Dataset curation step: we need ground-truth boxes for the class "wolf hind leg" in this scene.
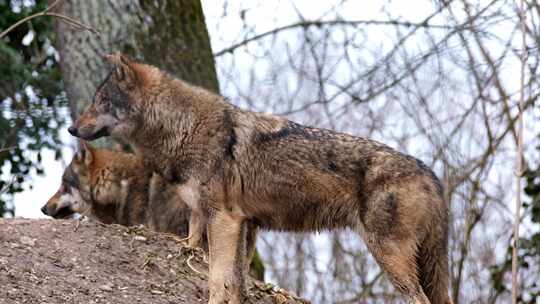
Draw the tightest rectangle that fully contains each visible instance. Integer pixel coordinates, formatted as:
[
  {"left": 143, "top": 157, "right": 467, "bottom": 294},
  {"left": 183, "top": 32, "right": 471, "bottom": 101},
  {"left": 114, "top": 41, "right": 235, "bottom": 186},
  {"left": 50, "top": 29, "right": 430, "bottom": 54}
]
[
  {"left": 363, "top": 234, "right": 430, "bottom": 304},
  {"left": 245, "top": 221, "right": 262, "bottom": 282}
]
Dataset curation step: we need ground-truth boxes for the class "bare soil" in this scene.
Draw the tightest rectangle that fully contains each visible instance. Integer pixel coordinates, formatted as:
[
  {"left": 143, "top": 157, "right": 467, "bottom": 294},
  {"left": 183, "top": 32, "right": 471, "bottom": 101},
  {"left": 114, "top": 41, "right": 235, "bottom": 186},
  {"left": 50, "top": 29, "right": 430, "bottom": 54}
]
[{"left": 0, "top": 218, "right": 307, "bottom": 304}]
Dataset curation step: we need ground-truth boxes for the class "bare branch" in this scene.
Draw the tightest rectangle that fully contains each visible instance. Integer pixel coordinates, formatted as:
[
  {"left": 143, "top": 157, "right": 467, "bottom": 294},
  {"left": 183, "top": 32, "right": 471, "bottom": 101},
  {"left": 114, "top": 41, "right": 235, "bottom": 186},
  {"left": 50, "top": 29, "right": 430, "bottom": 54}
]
[
  {"left": 0, "top": 0, "right": 99, "bottom": 39},
  {"left": 214, "top": 19, "right": 462, "bottom": 57},
  {"left": 511, "top": 0, "right": 527, "bottom": 302}
]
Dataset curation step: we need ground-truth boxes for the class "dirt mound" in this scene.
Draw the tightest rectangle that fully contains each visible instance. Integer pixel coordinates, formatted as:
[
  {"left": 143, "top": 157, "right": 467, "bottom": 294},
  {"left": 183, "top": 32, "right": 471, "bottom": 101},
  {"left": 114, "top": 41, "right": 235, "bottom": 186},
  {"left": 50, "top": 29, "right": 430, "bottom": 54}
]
[{"left": 0, "top": 218, "right": 308, "bottom": 304}]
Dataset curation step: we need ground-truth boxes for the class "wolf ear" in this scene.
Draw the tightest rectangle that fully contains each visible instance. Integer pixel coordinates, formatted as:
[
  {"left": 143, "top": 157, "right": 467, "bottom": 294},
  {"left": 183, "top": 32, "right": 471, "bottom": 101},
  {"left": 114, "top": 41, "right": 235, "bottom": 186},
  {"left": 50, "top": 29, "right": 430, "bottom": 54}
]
[
  {"left": 105, "top": 53, "right": 137, "bottom": 86},
  {"left": 76, "top": 140, "right": 94, "bottom": 165}
]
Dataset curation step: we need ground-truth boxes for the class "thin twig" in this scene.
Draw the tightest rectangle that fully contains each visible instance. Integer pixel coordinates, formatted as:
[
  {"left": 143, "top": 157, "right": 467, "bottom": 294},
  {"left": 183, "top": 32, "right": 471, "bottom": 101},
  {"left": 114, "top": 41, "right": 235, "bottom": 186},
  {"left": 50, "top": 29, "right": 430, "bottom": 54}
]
[
  {"left": 73, "top": 217, "right": 82, "bottom": 232},
  {"left": 511, "top": 0, "right": 527, "bottom": 302},
  {"left": 0, "top": 0, "right": 99, "bottom": 39},
  {"left": 176, "top": 233, "right": 192, "bottom": 244},
  {"left": 47, "top": 0, "right": 63, "bottom": 11},
  {"left": 45, "top": 12, "right": 100, "bottom": 36},
  {"left": 0, "top": 0, "right": 61, "bottom": 38},
  {"left": 214, "top": 19, "right": 462, "bottom": 57},
  {"left": 185, "top": 252, "right": 203, "bottom": 275},
  {"left": 0, "top": 175, "right": 17, "bottom": 194},
  {"left": 0, "top": 146, "right": 15, "bottom": 153}
]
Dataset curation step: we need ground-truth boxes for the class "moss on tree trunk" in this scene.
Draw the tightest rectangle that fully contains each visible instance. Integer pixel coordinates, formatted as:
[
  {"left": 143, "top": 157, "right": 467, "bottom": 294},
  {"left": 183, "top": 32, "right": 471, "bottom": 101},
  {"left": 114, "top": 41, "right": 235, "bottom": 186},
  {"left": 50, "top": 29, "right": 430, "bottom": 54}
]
[{"left": 136, "top": 0, "right": 219, "bottom": 93}]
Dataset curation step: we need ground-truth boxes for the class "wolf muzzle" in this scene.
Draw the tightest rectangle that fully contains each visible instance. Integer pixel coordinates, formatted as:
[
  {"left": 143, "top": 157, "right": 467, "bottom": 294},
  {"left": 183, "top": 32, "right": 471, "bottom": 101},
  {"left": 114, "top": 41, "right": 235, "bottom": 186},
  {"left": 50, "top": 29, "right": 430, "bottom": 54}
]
[
  {"left": 67, "top": 126, "right": 79, "bottom": 136},
  {"left": 41, "top": 205, "right": 50, "bottom": 215},
  {"left": 68, "top": 125, "right": 110, "bottom": 141},
  {"left": 41, "top": 203, "right": 76, "bottom": 219}
]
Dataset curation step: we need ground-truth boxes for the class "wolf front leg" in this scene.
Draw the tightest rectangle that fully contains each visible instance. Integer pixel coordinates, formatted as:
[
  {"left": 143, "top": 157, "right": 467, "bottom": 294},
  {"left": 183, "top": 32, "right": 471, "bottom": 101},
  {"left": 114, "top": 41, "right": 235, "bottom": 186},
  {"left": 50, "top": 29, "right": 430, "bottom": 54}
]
[
  {"left": 207, "top": 210, "right": 248, "bottom": 304},
  {"left": 187, "top": 207, "right": 206, "bottom": 248}
]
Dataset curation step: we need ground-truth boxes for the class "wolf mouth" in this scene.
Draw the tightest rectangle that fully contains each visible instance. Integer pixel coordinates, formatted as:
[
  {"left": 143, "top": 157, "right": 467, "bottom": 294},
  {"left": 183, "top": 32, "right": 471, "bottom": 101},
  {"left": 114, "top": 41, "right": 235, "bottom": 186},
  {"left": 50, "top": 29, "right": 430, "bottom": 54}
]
[
  {"left": 83, "top": 127, "right": 111, "bottom": 141},
  {"left": 53, "top": 205, "right": 75, "bottom": 219}
]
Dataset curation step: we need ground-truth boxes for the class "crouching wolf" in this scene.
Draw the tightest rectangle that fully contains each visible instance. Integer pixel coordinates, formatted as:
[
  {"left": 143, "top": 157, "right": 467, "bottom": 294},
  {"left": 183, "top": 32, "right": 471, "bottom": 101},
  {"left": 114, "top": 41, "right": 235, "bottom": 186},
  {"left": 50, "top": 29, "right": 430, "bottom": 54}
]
[
  {"left": 69, "top": 53, "right": 452, "bottom": 304},
  {"left": 42, "top": 142, "right": 264, "bottom": 279},
  {"left": 41, "top": 142, "right": 192, "bottom": 237}
]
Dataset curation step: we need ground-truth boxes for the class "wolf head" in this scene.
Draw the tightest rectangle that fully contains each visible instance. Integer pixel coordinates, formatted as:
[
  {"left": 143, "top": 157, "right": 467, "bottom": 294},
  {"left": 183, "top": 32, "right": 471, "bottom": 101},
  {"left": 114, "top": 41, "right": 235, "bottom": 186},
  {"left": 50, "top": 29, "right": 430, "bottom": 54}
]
[
  {"left": 42, "top": 141, "right": 132, "bottom": 220},
  {"left": 68, "top": 53, "right": 150, "bottom": 141},
  {"left": 41, "top": 182, "right": 87, "bottom": 219},
  {"left": 41, "top": 142, "right": 96, "bottom": 218}
]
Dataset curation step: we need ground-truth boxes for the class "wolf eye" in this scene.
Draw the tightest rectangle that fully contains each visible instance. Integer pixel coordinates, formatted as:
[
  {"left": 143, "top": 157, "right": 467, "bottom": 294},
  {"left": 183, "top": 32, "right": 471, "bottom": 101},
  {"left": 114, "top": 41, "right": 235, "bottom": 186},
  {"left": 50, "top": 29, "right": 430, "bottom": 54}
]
[
  {"left": 60, "top": 183, "right": 72, "bottom": 194},
  {"left": 99, "top": 97, "right": 111, "bottom": 111}
]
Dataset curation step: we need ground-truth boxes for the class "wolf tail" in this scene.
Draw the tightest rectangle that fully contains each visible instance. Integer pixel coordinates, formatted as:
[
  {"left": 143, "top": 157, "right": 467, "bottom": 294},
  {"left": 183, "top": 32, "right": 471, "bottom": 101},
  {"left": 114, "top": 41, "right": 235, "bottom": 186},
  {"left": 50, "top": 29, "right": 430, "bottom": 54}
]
[{"left": 417, "top": 213, "right": 453, "bottom": 304}]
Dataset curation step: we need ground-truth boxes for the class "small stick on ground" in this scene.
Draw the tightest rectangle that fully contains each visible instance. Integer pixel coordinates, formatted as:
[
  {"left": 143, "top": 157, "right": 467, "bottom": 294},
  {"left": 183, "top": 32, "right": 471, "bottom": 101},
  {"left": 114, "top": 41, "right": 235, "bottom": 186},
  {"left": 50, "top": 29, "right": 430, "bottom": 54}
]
[
  {"left": 73, "top": 217, "right": 82, "bottom": 232},
  {"left": 185, "top": 252, "right": 203, "bottom": 276},
  {"left": 176, "top": 234, "right": 192, "bottom": 245}
]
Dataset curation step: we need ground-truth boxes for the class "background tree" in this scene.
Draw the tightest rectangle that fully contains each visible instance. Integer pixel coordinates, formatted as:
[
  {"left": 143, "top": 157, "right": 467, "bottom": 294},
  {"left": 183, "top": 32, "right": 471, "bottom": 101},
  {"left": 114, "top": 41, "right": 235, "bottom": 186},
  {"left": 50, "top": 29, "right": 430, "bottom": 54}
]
[{"left": 0, "top": 0, "right": 66, "bottom": 217}]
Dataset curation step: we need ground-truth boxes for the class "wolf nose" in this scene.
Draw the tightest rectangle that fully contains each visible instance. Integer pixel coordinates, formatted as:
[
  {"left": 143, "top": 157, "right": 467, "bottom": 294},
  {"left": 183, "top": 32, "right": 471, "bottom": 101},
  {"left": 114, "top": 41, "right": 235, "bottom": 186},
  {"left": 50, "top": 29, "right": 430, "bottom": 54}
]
[
  {"left": 68, "top": 126, "right": 78, "bottom": 136},
  {"left": 41, "top": 205, "right": 49, "bottom": 215}
]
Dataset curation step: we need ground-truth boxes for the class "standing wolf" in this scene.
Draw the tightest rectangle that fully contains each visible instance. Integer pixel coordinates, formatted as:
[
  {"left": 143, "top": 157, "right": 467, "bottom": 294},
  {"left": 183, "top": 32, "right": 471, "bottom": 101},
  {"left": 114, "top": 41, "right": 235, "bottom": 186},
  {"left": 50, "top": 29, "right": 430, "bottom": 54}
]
[{"left": 69, "top": 53, "right": 451, "bottom": 304}]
